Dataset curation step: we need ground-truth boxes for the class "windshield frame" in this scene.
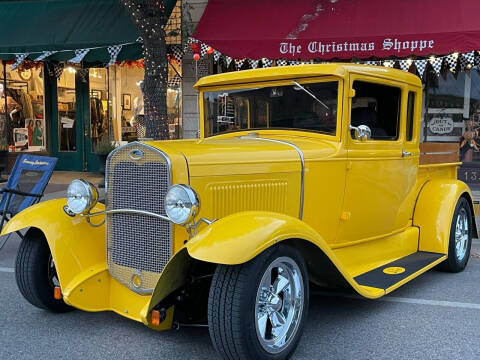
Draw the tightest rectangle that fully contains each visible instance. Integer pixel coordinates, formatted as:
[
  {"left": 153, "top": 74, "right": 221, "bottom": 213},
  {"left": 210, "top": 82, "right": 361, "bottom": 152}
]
[{"left": 199, "top": 76, "right": 343, "bottom": 141}]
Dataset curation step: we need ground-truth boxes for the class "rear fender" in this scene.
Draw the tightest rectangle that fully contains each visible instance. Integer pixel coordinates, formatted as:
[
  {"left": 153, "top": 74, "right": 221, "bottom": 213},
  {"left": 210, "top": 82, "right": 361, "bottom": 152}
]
[{"left": 413, "top": 179, "right": 478, "bottom": 254}]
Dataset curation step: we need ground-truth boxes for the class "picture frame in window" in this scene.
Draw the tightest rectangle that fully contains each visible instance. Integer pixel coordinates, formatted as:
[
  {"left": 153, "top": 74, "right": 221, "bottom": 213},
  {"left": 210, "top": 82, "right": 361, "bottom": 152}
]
[{"left": 123, "top": 94, "right": 132, "bottom": 110}]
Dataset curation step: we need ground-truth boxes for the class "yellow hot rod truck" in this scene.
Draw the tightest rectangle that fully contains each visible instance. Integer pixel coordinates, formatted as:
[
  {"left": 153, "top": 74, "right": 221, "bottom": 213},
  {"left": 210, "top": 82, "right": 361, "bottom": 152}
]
[{"left": 3, "top": 64, "right": 477, "bottom": 360}]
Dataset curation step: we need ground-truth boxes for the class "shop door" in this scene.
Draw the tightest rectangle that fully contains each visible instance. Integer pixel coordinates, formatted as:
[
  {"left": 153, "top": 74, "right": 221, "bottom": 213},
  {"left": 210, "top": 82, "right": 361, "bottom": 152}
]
[
  {"left": 50, "top": 68, "right": 109, "bottom": 172},
  {"left": 50, "top": 68, "right": 85, "bottom": 171},
  {"left": 85, "top": 68, "right": 110, "bottom": 172}
]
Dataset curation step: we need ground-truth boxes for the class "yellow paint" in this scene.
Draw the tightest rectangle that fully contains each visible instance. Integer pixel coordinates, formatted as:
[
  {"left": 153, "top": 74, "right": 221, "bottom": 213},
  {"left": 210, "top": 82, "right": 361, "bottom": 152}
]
[
  {"left": 383, "top": 267, "right": 406, "bottom": 275},
  {"left": 1, "top": 64, "right": 476, "bottom": 330}
]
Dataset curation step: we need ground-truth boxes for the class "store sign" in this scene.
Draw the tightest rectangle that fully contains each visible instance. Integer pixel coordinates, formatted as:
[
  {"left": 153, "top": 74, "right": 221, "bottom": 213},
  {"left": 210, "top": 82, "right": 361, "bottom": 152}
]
[
  {"left": 428, "top": 117, "right": 454, "bottom": 134},
  {"left": 278, "top": 37, "right": 435, "bottom": 58}
]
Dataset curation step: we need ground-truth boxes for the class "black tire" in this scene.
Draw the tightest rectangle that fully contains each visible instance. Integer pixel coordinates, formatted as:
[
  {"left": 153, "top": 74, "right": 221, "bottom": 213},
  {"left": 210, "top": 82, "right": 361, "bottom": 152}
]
[
  {"left": 438, "top": 197, "right": 473, "bottom": 273},
  {"left": 208, "top": 244, "right": 309, "bottom": 360},
  {"left": 15, "top": 229, "right": 73, "bottom": 312}
]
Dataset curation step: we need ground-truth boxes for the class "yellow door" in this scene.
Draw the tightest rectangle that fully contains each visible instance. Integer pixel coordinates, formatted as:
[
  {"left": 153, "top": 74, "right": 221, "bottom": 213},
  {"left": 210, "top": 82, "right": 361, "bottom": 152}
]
[{"left": 337, "top": 76, "right": 418, "bottom": 244}]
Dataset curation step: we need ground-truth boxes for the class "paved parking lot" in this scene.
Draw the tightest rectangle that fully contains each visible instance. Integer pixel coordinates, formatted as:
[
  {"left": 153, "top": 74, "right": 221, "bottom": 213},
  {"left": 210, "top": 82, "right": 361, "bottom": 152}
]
[
  {"left": 0, "top": 184, "right": 479, "bottom": 359},
  {"left": 1, "top": 230, "right": 479, "bottom": 360}
]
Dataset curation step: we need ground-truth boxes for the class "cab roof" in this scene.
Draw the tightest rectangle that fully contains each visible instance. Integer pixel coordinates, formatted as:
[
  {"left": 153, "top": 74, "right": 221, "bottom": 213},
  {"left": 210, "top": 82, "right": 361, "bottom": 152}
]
[{"left": 193, "top": 63, "right": 422, "bottom": 90}]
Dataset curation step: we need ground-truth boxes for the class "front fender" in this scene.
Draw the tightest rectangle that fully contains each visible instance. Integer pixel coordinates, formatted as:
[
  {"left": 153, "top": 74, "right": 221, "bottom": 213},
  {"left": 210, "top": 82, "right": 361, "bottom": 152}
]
[
  {"left": 186, "top": 211, "right": 330, "bottom": 265},
  {"left": 414, "top": 179, "right": 478, "bottom": 254},
  {"left": 183, "top": 211, "right": 384, "bottom": 299},
  {"left": 1, "top": 198, "right": 106, "bottom": 289}
]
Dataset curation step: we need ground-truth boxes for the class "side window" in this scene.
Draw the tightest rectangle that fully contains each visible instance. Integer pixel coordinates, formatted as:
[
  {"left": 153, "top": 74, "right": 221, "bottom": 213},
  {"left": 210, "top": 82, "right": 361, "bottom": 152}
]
[
  {"left": 406, "top": 91, "right": 415, "bottom": 141},
  {"left": 351, "top": 81, "right": 401, "bottom": 140}
]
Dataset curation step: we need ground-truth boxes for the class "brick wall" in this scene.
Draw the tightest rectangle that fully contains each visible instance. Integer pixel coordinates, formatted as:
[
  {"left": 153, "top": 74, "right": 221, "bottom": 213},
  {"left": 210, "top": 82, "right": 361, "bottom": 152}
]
[{"left": 182, "top": 0, "right": 209, "bottom": 139}]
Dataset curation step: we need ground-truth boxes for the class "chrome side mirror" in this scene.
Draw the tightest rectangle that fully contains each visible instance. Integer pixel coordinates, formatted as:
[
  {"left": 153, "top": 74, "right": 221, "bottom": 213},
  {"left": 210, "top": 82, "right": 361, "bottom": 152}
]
[{"left": 350, "top": 124, "right": 371, "bottom": 141}]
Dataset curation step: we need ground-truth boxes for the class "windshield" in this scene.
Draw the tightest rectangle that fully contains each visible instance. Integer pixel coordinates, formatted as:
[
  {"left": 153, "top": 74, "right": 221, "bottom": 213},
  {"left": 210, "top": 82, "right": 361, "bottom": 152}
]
[{"left": 203, "top": 81, "right": 339, "bottom": 137}]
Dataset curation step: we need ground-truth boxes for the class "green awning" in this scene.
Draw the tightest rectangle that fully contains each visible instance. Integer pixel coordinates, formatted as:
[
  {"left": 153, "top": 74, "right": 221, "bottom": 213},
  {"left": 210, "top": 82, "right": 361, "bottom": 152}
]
[{"left": 0, "top": 0, "right": 176, "bottom": 62}]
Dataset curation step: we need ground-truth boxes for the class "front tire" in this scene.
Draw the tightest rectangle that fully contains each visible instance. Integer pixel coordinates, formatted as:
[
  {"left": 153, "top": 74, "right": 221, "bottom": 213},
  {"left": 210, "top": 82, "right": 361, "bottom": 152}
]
[
  {"left": 15, "top": 229, "right": 73, "bottom": 312},
  {"left": 208, "top": 244, "right": 309, "bottom": 360},
  {"left": 438, "top": 197, "right": 473, "bottom": 273}
]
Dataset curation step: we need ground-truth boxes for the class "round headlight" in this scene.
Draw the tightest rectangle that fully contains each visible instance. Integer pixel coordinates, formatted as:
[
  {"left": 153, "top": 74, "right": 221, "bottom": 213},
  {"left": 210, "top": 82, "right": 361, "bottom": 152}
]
[
  {"left": 164, "top": 184, "right": 200, "bottom": 225},
  {"left": 66, "top": 179, "right": 99, "bottom": 215}
]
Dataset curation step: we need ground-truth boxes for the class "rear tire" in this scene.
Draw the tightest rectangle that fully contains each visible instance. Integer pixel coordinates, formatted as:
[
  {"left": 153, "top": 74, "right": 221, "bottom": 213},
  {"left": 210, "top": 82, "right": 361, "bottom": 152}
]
[
  {"left": 438, "top": 197, "right": 473, "bottom": 273},
  {"left": 207, "top": 244, "right": 309, "bottom": 360},
  {"left": 15, "top": 229, "right": 73, "bottom": 312}
]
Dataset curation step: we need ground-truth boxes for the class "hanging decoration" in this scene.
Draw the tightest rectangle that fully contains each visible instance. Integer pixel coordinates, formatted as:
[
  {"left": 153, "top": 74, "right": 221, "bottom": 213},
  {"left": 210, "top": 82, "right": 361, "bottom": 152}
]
[
  {"left": 235, "top": 59, "right": 245, "bottom": 70},
  {"left": 35, "top": 50, "right": 58, "bottom": 62},
  {"left": 248, "top": 59, "right": 259, "bottom": 69},
  {"left": 107, "top": 45, "right": 123, "bottom": 67},
  {"left": 460, "top": 51, "right": 475, "bottom": 70},
  {"left": 276, "top": 59, "right": 288, "bottom": 66},
  {"left": 11, "top": 53, "right": 29, "bottom": 70},
  {"left": 213, "top": 50, "right": 222, "bottom": 63},
  {"left": 429, "top": 56, "right": 443, "bottom": 76},
  {"left": 70, "top": 48, "right": 90, "bottom": 64},
  {"left": 168, "top": 74, "right": 182, "bottom": 87},
  {"left": 261, "top": 58, "right": 273, "bottom": 67},
  {"left": 414, "top": 59, "right": 428, "bottom": 78},
  {"left": 48, "top": 63, "right": 64, "bottom": 79},
  {"left": 383, "top": 60, "right": 395, "bottom": 68},
  {"left": 444, "top": 53, "right": 458, "bottom": 71},
  {"left": 225, "top": 56, "right": 233, "bottom": 67},
  {"left": 398, "top": 59, "right": 412, "bottom": 72},
  {"left": 171, "top": 45, "right": 183, "bottom": 63},
  {"left": 78, "top": 68, "right": 89, "bottom": 83}
]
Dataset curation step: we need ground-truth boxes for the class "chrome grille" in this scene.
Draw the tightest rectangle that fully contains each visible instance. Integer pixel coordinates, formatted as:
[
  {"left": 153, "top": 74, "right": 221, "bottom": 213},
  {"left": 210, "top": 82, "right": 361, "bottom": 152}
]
[{"left": 106, "top": 142, "right": 171, "bottom": 294}]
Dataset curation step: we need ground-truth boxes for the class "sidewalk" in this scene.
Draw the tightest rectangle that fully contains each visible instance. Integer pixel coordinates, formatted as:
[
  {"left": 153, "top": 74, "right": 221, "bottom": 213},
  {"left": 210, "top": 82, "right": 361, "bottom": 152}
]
[{"left": 41, "top": 171, "right": 105, "bottom": 201}]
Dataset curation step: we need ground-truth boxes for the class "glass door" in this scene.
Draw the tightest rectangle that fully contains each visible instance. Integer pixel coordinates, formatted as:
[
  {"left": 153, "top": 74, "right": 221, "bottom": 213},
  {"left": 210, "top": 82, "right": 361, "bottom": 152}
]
[
  {"left": 84, "top": 68, "right": 110, "bottom": 171},
  {"left": 50, "top": 66, "right": 85, "bottom": 171}
]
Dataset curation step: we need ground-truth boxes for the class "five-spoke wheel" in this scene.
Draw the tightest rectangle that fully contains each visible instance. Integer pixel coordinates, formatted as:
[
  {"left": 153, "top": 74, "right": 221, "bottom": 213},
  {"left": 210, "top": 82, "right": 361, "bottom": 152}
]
[
  {"left": 439, "top": 197, "right": 473, "bottom": 272},
  {"left": 208, "top": 244, "right": 309, "bottom": 360}
]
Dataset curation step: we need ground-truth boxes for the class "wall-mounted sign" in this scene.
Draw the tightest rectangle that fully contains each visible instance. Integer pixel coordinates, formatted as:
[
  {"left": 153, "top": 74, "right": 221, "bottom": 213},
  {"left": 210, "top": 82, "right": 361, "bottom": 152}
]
[{"left": 428, "top": 117, "right": 454, "bottom": 134}]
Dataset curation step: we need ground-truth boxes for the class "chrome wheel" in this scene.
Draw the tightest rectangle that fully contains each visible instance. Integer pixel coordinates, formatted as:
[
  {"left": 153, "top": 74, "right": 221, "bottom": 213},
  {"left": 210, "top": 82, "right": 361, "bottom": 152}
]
[
  {"left": 455, "top": 208, "right": 469, "bottom": 262},
  {"left": 255, "top": 256, "right": 304, "bottom": 354}
]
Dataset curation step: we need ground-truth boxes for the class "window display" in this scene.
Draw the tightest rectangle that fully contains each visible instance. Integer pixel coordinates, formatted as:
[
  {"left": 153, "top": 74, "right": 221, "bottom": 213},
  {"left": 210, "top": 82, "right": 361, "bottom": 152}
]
[
  {"left": 0, "top": 62, "right": 45, "bottom": 152},
  {"left": 425, "top": 69, "right": 480, "bottom": 163}
]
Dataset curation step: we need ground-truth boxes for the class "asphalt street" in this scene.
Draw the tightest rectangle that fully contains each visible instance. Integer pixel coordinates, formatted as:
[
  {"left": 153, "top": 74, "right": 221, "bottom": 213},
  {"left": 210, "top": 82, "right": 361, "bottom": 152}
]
[{"left": 0, "top": 197, "right": 479, "bottom": 359}]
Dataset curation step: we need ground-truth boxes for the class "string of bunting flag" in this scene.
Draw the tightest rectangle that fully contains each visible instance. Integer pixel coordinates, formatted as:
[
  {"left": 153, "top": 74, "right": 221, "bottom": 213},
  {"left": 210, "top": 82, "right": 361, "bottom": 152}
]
[
  {"left": 185, "top": 38, "right": 480, "bottom": 81},
  {"left": 6, "top": 36, "right": 480, "bottom": 83}
]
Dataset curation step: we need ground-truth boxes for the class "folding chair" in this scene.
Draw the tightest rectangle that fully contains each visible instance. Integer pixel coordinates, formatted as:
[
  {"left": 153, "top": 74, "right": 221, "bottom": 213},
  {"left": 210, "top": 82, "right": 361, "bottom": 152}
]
[{"left": 0, "top": 154, "right": 57, "bottom": 250}]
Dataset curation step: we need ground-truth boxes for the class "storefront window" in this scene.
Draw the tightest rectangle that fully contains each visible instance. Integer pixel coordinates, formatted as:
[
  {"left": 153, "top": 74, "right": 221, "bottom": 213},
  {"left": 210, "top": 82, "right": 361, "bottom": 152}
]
[
  {"left": 57, "top": 67, "right": 76, "bottom": 151},
  {"left": 0, "top": 62, "right": 45, "bottom": 151},
  {"left": 425, "top": 69, "right": 480, "bottom": 163},
  {"left": 110, "top": 61, "right": 182, "bottom": 142}
]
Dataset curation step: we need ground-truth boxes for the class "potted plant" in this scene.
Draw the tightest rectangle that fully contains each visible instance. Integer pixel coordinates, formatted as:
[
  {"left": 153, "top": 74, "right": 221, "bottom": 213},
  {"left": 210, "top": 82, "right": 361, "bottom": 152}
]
[
  {"left": 95, "top": 137, "right": 116, "bottom": 175},
  {"left": 0, "top": 138, "right": 9, "bottom": 177}
]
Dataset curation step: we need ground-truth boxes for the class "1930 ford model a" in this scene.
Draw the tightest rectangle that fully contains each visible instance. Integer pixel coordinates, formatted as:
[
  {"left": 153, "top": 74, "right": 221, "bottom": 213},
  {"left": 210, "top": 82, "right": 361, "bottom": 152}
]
[{"left": 3, "top": 64, "right": 477, "bottom": 360}]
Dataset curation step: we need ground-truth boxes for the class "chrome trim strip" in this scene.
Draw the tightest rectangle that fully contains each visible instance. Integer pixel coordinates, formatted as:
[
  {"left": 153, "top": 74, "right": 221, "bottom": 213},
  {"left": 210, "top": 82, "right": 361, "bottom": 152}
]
[
  {"left": 106, "top": 208, "right": 170, "bottom": 222},
  {"left": 239, "top": 136, "right": 305, "bottom": 219}
]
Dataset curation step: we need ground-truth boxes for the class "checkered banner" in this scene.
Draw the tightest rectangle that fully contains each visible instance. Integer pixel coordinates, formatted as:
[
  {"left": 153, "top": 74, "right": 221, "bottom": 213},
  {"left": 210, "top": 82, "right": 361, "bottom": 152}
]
[
  {"left": 261, "top": 58, "right": 273, "bottom": 67},
  {"left": 429, "top": 56, "right": 443, "bottom": 76},
  {"left": 69, "top": 49, "right": 90, "bottom": 64},
  {"left": 11, "top": 53, "right": 29, "bottom": 70},
  {"left": 248, "top": 59, "right": 259, "bottom": 69},
  {"left": 415, "top": 59, "right": 427, "bottom": 78},
  {"left": 107, "top": 45, "right": 123, "bottom": 67},
  {"left": 35, "top": 51, "right": 58, "bottom": 61}
]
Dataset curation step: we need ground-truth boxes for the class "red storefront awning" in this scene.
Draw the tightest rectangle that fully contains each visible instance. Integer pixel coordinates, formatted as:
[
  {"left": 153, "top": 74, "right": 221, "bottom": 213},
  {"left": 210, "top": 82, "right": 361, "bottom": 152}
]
[{"left": 193, "top": 0, "right": 480, "bottom": 60}]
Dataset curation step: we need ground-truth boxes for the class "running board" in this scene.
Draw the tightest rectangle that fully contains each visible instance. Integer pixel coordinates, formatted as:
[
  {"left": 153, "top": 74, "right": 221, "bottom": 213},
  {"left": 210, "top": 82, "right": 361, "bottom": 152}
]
[{"left": 354, "top": 251, "right": 446, "bottom": 292}]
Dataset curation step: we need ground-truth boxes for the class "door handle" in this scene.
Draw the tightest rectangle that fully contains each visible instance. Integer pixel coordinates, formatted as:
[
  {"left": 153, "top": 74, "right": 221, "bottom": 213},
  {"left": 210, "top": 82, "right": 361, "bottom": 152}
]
[{"left": 402, "top": 149, "right": 412, "bottom": 157}]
